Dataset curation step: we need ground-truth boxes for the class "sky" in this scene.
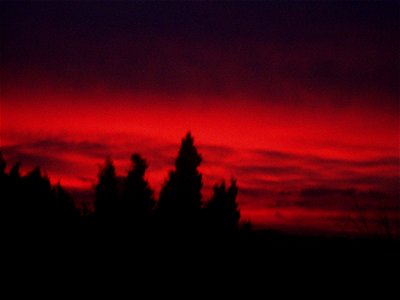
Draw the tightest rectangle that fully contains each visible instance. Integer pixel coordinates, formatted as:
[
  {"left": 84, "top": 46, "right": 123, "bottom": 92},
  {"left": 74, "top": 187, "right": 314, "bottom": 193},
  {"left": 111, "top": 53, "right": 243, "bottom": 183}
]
[{"left": 1, "top": 1, "right": 399, "bottom": 234}]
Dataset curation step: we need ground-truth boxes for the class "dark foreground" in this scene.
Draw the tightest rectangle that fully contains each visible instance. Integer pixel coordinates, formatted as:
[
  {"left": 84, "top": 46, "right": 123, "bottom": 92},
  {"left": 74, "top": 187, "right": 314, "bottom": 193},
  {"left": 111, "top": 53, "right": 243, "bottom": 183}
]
[
  {"left": 8, "top": 227, "right": 400, "bottom": 262},
  {"left": 5, "top": 229, "right": 399, "bottom": 297}
]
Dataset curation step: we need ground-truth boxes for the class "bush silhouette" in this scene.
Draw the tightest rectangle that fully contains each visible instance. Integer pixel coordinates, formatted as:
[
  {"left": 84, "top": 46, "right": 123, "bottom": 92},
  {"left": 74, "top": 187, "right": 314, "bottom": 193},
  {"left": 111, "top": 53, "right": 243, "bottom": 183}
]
[
  {"left": 0, "top": 155, "right": 80, "bottom": 235},
  {"left": 206, "top": 179, "right": 240, "bottom": 233}
]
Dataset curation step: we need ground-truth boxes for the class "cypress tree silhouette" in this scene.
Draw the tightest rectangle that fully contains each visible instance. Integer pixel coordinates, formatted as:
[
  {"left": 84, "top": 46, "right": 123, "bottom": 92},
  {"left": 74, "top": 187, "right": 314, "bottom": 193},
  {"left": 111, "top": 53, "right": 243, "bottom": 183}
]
[
  {"left": 94, "top": 157, "right": 119, "bottom": 227},
  {"left": 158, "top": 132, "right": 203, "bottom": 228},
  {"left": 206, "top": 179, "right": 240, "bottom": 233},
  {"left": 122, "top": 153, "right": 155, "bottom": 228}
]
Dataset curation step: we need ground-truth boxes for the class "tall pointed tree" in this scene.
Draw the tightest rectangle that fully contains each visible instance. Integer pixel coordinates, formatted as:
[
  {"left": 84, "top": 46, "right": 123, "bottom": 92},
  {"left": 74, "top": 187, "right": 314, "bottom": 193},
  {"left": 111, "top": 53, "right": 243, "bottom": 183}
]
[
  {"left": 122, "top": 153, "right": 155, "bottom": 227},
  {"left": 158, "top": 132, "right": 203, "bottom": 222}
]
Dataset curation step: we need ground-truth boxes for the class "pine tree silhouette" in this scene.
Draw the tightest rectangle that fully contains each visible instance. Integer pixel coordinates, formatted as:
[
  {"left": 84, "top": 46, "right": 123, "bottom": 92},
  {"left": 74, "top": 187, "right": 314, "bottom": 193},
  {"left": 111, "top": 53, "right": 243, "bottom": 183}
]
[
  {"left": 0, "top": 135, "right": 246, "bottom": 241},
  {"left": 94, "top": 157, "right": 119, "bottom": 226},
  {"left": 122, "top": 153, "right": 155, "bottom": 229},
  {"left": 158, "top": 132, "right": 203, "bottom": 228}
]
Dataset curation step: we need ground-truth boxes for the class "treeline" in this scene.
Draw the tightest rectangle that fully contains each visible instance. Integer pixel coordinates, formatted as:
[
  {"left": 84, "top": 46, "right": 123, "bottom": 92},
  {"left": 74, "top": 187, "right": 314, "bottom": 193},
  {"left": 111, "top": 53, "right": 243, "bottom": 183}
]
[
  {"left": 1, "top": 161, "right": 80, "bottom": 234},
  {"left": 1, "top": 133, "right": 241, "bottom": 237}
]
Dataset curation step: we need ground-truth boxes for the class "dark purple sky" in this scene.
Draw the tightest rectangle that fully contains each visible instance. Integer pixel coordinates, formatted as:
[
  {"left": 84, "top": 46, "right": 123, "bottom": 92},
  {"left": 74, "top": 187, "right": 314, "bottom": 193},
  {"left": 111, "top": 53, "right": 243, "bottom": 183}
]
[{"left": 1, "top": 1, "right": 398, "bottom": 107}]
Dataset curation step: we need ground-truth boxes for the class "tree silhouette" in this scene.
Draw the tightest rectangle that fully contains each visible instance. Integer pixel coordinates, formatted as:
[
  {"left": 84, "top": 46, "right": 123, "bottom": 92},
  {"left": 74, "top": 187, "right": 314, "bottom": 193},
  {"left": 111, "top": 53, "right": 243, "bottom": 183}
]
[
  {"left": 206, "top": 179, "right": 240, "bottom": 233},
  {"left": 0, "top": 153, "right": 9, "bottom": 193},
  {"left": 94, "top": 157, "right": 119, "bottom": 226},
  {"left": 54, "top": 183, "right": 80, "bottom": 229},
  {"left": 0, "top": 134, "right": 247, "bottom": 240},
  {"left": 18, "top": 167, "right": 54, "bottom": 230},
  {"left": 0, "top": 154, "right": 80, "bottom": 235},
  {"left": 9, "top": 161, "right": 21, "bottom": 180},
  {"left": 122, "top": 153, "right": 155, "bottom": 229},
  {"left": 0, "top": 153, "right": 12, "bottom": 229},
  {"left": 158, "top": 132, "right": 203, "bottom": 227},
  {"left": 7, "top": 162, "right": 22, "bottom": 226},
  {"left": 0, "top": 153, "right": 9, "bottom": 199},
  {"left": 0, "top": 153, "right": 6, "bottom": 176}
]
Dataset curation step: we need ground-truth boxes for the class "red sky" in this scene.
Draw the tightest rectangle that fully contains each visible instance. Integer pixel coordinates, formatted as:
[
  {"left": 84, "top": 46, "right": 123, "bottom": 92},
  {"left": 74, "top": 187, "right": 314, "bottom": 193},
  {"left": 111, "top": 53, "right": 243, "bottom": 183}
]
[
  {"left": 2, "top": 88, "right": 398, "bottom": 232},
  {"left": 1, "top": 2, "right": 399, "bottom": 234}
]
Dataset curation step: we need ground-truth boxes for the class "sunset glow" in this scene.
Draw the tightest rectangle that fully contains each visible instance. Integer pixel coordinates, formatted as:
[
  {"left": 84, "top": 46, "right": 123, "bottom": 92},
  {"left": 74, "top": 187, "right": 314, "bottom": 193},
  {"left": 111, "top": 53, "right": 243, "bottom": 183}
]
[{"left": 1, "top": 1, "right": 398, "bottom": 233}]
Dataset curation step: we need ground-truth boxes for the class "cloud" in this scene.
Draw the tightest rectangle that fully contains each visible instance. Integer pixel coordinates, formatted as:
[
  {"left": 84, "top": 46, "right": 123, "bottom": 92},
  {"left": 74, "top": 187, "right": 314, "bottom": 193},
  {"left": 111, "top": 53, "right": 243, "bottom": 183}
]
[
  {"left": 234, "top": 165, "right": 315, "bottom": 177},
  {"left": 198, "top": 144, "right": 236, "bottom": 161},
  {"left": 300, "top": 188, "right": 357, "bottom": 198},
  {"left": 2, "top": 151, "right": 72, "bottom": 173},
  {"left": 2, "top": 139, "right": 111, "bottom": 160}
]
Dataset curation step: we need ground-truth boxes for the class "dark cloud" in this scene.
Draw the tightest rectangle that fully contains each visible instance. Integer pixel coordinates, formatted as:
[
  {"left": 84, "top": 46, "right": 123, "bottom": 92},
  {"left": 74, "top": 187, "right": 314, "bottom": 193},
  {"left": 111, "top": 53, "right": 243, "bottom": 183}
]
[
  {"left": 198, "top": 144, "right": 236, "bottom": 160},
  {"left": 1, "top": 139, "right": 111, "bottom": 161},
  {"left": 77, "top": 176, "right": 95, "bottom": 184},
  {"left": 255, "top": 148, "right": 399, "bottom": 170},
  {"left": 2, "top": 151, "right": 74, "bottom": 175},
  {"left": 233, "top": 148, "right": 400, "bottom": 197},
  {"left": 234, "top": 165, "right": 316, "bottom": 177},
  {"left": 253, "top": 149, "right": 299, "bottom": 161},
  {"left": 239, "top": 183, "right": 400, "bottom": 214},
  {"left": 337, "top": 175, "right": 399, "bottom": 193},
  {"left": 300, "top": 188, "right": 357, "bottom": 198},
  {"left": 303, "top": 156, "right": 400, "bottom": 169},
  {"left": 297, "top": 187, "right": 400, "bottom": 211},
  {"left": 240, "top": 187, "right": 274, "bottom": 201}
]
